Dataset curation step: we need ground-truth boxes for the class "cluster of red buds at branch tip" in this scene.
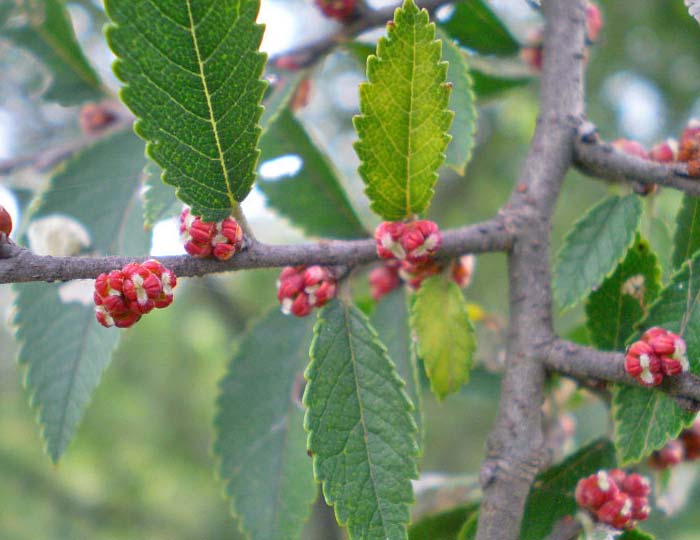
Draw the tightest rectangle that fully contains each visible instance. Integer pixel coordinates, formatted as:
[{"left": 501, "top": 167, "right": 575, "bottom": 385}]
[
  {"left": 94, "top": 260, "right": 177, "bottom": 328},
  {"left": 179, "top": 208, "right": 244, "bottom": 260},
  {"left": 277, "top": 265, "right": 337, "bottom": 317},
  {"left": 625, "top": 327, "right": 689, "bottom": 386},
  {"left": 575, "top": 469, "right": 651, "bottom": 530},
  {"left": 521, "top": 2, "right": 601, "bottom": 71},
  {"left": 649, "top": 419, "right": 700, "bottom": 469},
  {"left": 313, "top": 0, "right": 356, "bottom": 21},
  {"left": 0, "top": 205, "right": 12, "bottom": 239}
]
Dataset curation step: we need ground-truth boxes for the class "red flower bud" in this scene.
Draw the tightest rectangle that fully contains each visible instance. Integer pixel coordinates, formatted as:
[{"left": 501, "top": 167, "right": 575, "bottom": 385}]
[
  {"left": 613, "top": 139, "right": 649, "bottom": 160},
  {"left": 314, "top": 0, "right": 357, "bottom": 20},
  {"left": 400, "top": 220, "right": 442, "bottom": 264},
  {"left": 375, "top": 221, "right": 406, "bottom": 260},
  {"left": 0, "top": 205, "right": 12, "bottom": 237},
  {"left": 451, "top": 255, "right": 475, "bottom": 288},
  {"left": 277, "top": 265, "right": 336, "bottom": 317},
  {"left": 586, "top": 2, "right": 603, "bottom": 42},
  {"left": 678, "top": 119, "right": 700, "bottom": 162},
  {"left": 575, "top": 471, "right": 620, "bottom": 511},
  {"left": 649, "top": 439, "right": 685, "bottom": 469},
  {"left": 625, "top": 340, "right": 663, "bottom": 386},
  {"left": 622, "top": 473, "right": 650, "bottom": 498},
  {"left": 649, "top": 139, "right": 678, "bottom": 162},
  {"left": 369, "top": 263, "right": 401, "bottom": 301},
  {"left": 597, "top": 493, "right": 633, "bottom": 529},
  {"left": 681, "top": 420, "right": 700, "bottom": 461}
]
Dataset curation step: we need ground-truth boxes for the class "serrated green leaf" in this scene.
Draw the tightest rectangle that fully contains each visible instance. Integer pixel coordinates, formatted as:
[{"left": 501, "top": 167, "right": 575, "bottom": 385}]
[
  {"left": 411, "top": 275, "right": 476, "bottom": 400},
  {"left": 586, "top": 235, "right": 661, "bottom": 351},
  {"left": 258, "top": 108, "right": 366, "bottom": 239},
  {"left": 457, "top": 512, "right": 478, "bottom": 540},
  {"left": 353, "top": 0, "right": 453, "bottom": 220},
  {"left": 305, "top": 299, "right": 419, "bottom": 540},
  {"left": 13, "top": 283, "right": 122, "bottom": 463},
  {"left": 409, "top": 504, "right": 478, "bottom": 540},
  {"left": 143, "top": 162, "right": 181, "bottom": 228},
  {"left": 105, "top": 0, "right": 267, "bottom": 221},
  {"left": 439, "top": 31, "right": 477, "bottom": 175},
  {"left": 438, "top": 0, "right": 520, "bottom": 56},
  {"left": 31, "top": 128, "right": 150, "bottom": 256},
  {"left": 672, "top": 194, "right": 700, "bottom": 270},
  {"left": 520, "top": 439, "right": 617, "bottom": 540},
  {"left": 554, "top": 194, "right": 643, "bottom": 310},
  {"left": 1, "top": 0, "right": 103, "bottom": 105},
  {"left": 214, "top": 309, "right": 316, "bottom": 540},
  {"left": 612, "top": 251, "right": 700, "bottom": 465},
  {"left": 371, "top": 288, "right": 423, "bottom": 442}
]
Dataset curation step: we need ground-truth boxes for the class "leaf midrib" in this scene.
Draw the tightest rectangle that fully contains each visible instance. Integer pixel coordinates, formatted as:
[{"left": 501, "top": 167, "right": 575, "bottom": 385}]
[
  {"left": 344, "top": 304, "right": 390, "bottom": 537},
  {"left": 185, "top": 0, "right": 236, "bottom": 210},
  {"left": 405, "top": 19, "right": 418, "bottom": 213}
]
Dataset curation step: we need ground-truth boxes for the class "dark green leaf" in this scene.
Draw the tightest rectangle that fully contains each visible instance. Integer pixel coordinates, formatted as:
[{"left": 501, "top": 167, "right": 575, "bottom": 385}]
[
  {"left": 619, "top": 529, "right": 654, "bottom": 540},
  {"left": 105, "top": 0, "right": 267, "bottom": 221},
  {"left": 1, "top": 0, "right": 103, "bottom": 104},
  {"left": 354, "top": 0, "right": 453, "bottom": 220},
  {"left": 438, "top": 0, "right": 520, "bottom": 56},
  {"left": 520, "top": 439, "right": 617, "bottom": 540},
  {"left": 457, "top": 512, "right": 478, "bottom": 540},
  {"left": 672, "top": 194, "right": 700, "bottom": 270},
  {"left": 439, "top": 31, "right": 477, "bottom": 175},
  {"left": 13, "top": 283, "right": 122, "bottom": 462},
  {"left": 554, "top": 194, "right": 643, "bottom": 310},
  {"left": 470, "top": 69, "right": 529, "bottom": 100},
  {"left": 31, "top": 128, "right": 150, "bottom": 256},
  {"left": 258, "top": 108, "right": 366, "bottom": 238},
  {"left": 305, "top": 299, "right": 419, "bottom": 540},
  {"left": 214, "top": 309, "right": 316, "bottom": 540},
  {"left": 409, "top": 504, "right": 478, "bottom": 540},
  {"left": 260, "top": 69, "right": 306, "bottom": 132},
  {"left": 586, "top": 235, "right": 661, "bottom": 351},
  {"left": 612, "top": 251, "right": 700, "bottom": 464},
  {"left": 411, "top": 275, "right": 476, "bottom": 400},
  {"left": 372, "top": 288, "right": 423, "bottom": 442}
]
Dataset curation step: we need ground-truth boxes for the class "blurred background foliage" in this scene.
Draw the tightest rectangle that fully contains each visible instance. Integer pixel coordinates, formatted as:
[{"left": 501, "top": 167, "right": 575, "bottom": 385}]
[{"left": 0, "top": 0, "right": 699, "bottom": 538}]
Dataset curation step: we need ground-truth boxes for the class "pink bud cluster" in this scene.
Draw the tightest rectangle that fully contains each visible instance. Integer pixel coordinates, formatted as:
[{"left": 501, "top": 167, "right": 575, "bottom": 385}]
[
  {"left": 179, "top": 208, "right": 244, "bottom": 260},
  {"left": 649, "top": 419, "right": 700, "bottom": 469},
  {"left": 369, "top": 255, "right": 475, "bottom": 301},
  {"left": 277, "top": 265, "right": 337, "bottom": 317},
  {"left": 94, "top": 260, "right": 177, "bottom": 328},
  {"left": 625, "top": 327, "right": 689, "bottom": 387},
  {"left": 313, "top": 0, "right": 356, "bottom": 21},
  {"left": 575, "top": 469, "right": 651, "bottom": 530}
]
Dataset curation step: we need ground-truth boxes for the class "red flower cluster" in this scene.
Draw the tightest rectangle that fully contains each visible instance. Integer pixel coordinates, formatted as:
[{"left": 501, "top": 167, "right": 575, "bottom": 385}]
[
  {"left": 179, "top": 208, "right": 244, "bottom": 260},
  {"left": 649, "top": 420, "right": 700, "bottom": 469},
  {"left": 314, "top": 0, "right": 356, "bottom": 21},
  {"left": 369, "top": 254, "right": 476, "bottom": 301},
  {"left": 575, "top": 469, "right": 651, "bottom": 530},
  {"left": 0, "top": 205, "right": 12, "bottom": 237},
  {"left": 613, "top": 118, "right": 700, "bottom": 183},
  {"left": 625, "top": 327, "right": 689, "bottom": 386},
  {"left": 94, "top": 260, "right": 177, "bottom": 328},
  {"left": 277, "top": 265, "right": 337, "bottom": 317}
]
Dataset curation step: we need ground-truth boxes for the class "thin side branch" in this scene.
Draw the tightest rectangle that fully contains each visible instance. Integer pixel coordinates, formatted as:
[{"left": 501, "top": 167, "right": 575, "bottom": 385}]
[
  {"left": 574, "top": 134, "right": 700, "bottom": 195},
  {"left": 0, "top": 219, "right": 511, "bottom": 284}
]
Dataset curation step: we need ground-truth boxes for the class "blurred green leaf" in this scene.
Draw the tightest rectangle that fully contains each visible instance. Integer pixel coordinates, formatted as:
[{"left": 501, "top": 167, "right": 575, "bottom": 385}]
[
  {"left": 439, "top": 31, "right": 477, "bottom": 175},
  {"left": 470, "top": 69, "right": 529, "bottom": 100},
  {"left": 143, "top": 162, "right": 180, "bottom": 228},
  {"left": 520, "top": 439, "right": 617, "bottom": 540},
  {"left": 13, "top": 283, "right": 122, "bottom": 463},
  {"left": 372, "top": 288, "right": 423, "bottom": 441},
  {"left": 105, "top": 0, "right": 267, "bottom": 221},
  {"left": 1, "top": 0, "right": 103, "bottom": 104},
  {"left": 554, "top": 194, "right": 643, "bottom": 310},
  {"left": 411, "top": 275, "right": 476, "bottom": 400},
  {"left": 354, "top": 0, "right": 453, "bottom": 220},
  {"left": 214, "top": 309, "right": 316, "bottom": 540},
  {"left": 619, "top": 529, "right": 655, "bottom": 540},
  {"left": 586, "top": 235, "right": 661, "bottom": 351},
  {"left": 30, "top": 128, "right": 150, "bottom": 256},
  {"left": 258, "top": 108, "right": 366, "bottom": 238},
  {"left": 612, "top": 251, "right": 700, "bottom": 465},
  {"left": 305, "top": 299, "right": 419, "bottom": 540},
  {"left": 672, "top": 194, "right": 700, "bottom": 270},
  {"left": 438, "top": 0, "right": 520, "bottom": 56},
  {"left": 260, "top": 69, "right": 306, "bottom": 132},
  {"left": 457, "top": 512, "right": 478, "bottom": 540},
  {"left": 409, "top": 504, "right": 477, "bottom": 540}
]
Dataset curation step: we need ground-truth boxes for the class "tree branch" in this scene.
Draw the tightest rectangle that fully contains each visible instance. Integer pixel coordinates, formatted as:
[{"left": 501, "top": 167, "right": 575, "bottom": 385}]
[
  {"left": 573, "top": 133, "right": 700, "bottom": 195},
  {"left": 0, "top": 219, "right": 511, "bottom": 284},
  {"left": 476, "top": 1, "right": 587, "bottom": 539}
]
